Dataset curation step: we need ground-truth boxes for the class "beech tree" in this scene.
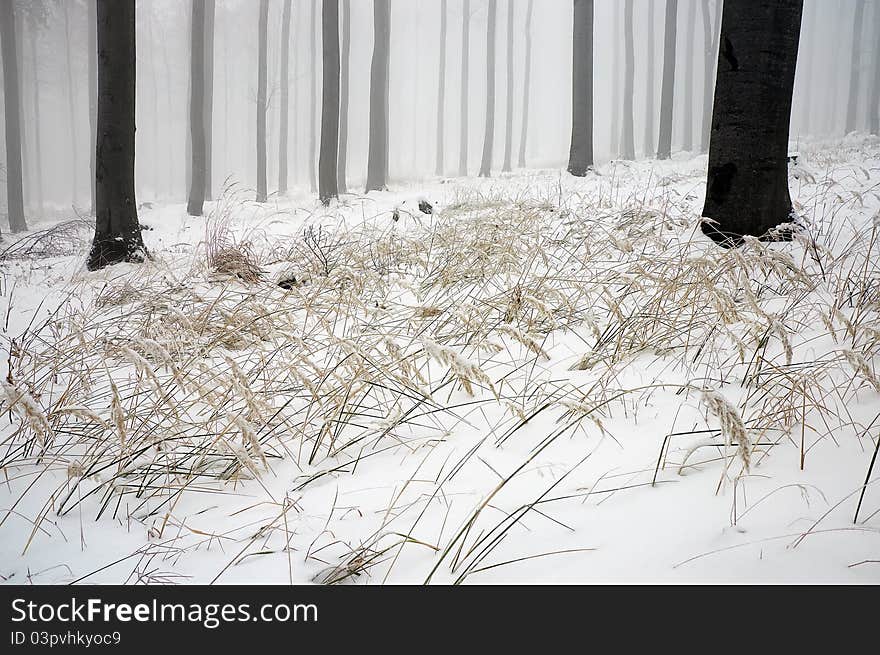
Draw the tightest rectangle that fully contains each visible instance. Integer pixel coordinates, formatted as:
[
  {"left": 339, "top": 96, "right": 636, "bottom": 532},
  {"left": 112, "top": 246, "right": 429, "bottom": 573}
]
[
  {"left": 87, "top": 0, "right": 145, "bottom": 270},
  {"left": 318, "top": 0, "right": 340, "bottom": 204},
  {"left": 701, "top": 0, "right": 804, "bottom": 244},
  {"left": 256, "top": 0, "right": 268, "bottom": 203},
  {"left": 479, "top": 0, "right": 497, "bottom": 178},
  {"left": 567, "top": 0, "right": 593, "bottom": 176},
  {"left": 187, "top": 0, "right": 207, "bottom": 216},
  {"left": 0, "top": 0, "right": 26, "bottom": 234},
  {"left": 366, "top": 0, "right": 390, "bottom": 192},
  {"left": 657, "top": 0, "right": 678, "bottom": 160}
]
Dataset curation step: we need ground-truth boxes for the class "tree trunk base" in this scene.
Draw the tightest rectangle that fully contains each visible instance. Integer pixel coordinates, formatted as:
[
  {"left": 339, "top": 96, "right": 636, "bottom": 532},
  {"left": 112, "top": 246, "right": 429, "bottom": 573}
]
[
  {"left": 87, "top": 234, "right": 147, "bottom": 271},
  {"left": 700, "top": 219, "right": 798, "bottom": 248}
]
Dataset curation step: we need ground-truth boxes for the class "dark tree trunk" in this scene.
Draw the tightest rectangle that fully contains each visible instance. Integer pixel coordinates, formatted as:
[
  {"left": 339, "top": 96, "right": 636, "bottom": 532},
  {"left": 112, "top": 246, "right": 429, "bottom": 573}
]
[
  {"left": 436, "top": 0, "right": 447, "bottom": 177},
  {"left": 502, "top": 0, "right": 513, "bottom": 172},
  {"left": 256, "top": 0, "right": 268, "bottom": 202},
  {"left": 309, "top": 0, "right": 317, "bottom": 193},
  {"left": 0, "top": 0, "right": 25, "bottom": 234},
  {"left": 63, "top": 4, "right": 79, "bottom": 205},
  {"left": 188, "top": 0, "right": 207, "bottom": 216},
  {"left": 657, "top": 0, "right": 677, "bottom": 160},
  {"left": 88, "top": 0, "right": 97, "bottom": 214},
  {"left": 682, "top": 0, "right": 696, "bottom": 152},
  {"left": 459, "top": 0, "right": 470, "bottom": 177},
  {"left": 319, "top": 0, "right": 340, "bottom": 205},
  {"left": 870, "top": 1, "right": 880, "bottom": 136},
  {"left": 701, "top": 0, "right": 803, "bottom": 245},
  {"left": 338, "top": 0, "right": 350, "bottom": 192},
  {"left": 518, "top": 0, "right": 533, "bottom": 168},
  {"left": 644, "top": 0, "right": 655, "bottom": 157},
  {"left": 700, "top": 0, "right": 721, "bottom": 153},
  {"left": 845, "top": 0, "right": 865, "bottom": 134},
  {"left": 621, "top": 0, "right": 635, "bottom": 160},
  {"left": 204, "top": 0, "right": 215, "bottom": 201},
  {"left": 87, "top": 0, "right": 145, "bottom": 270},
  {"left": 279, "top": 0, "right": 292, "bottom": 194},
  {"left": 479, "top": 0, "right": 497, "bottom": 178},
  {"left": 567, "top": 0, "right": 593, "bottom": 176},
  {"left": 366, "top": 0, "right": 390, "bottom": 192}
]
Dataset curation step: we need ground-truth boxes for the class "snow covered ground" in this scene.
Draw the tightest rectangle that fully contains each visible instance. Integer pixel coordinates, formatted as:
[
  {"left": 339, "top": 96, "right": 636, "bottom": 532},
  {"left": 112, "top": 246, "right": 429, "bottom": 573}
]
[{"left": 1, "top": 136, "right": 880, "bottom": 585}]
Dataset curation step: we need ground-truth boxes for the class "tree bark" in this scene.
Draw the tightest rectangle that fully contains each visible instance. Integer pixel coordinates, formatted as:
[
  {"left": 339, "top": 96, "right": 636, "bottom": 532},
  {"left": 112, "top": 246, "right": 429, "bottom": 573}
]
[
  {"left": 459, "top": 0, "right": 470, "bottom": 177},
  {"left": 88, "top": 0, "right": 97, "bottom": 214},
  {"left": 620, "top": 0, "right": 635, "bottom": 160},
  {"left": 63, "top": 4, "right": 79, "bottom": 206},
  {"left": 87, "top": 0, "right": 145, "bottom": 270},
  {"left": 700, "top": 0, "right": 721, "bottom": 153},
  {"left": 338, "top": 0, "right": 350, "bottom": 192},
  {"left": 309, "top": 0, "right": 317, "bottom": 193},
  {"left": 567, "top": 0, "right": 593, "bottom": 176},
  {"left": 188, "top": 0, "right": 207, "bottom": 216},
  {"left": 319, "top": 0, "right": 340, "bottom": 204},
  {"left": 366, "top": 0, "right": 391, "bottom": 192},
  {"left": 682, "top": 0, "right": 696, "bottom": 152},
  {"left": 204, "top": 0, "right": 215, "bottom": 201},
  {"left": 701, "top": 0, "right": 803, "bottom": 245},
  {"left": 870, "top": 1, "right": 880, "bottom": 136},
  {"left": 279, "top": 0, "right": 292, "bottom": 194},
  {"left": 256, "top": 0, "right": 268, "bottom": 202},
  {"left": 845, "top": 0, "right": 865, "bottom": 134},
  {"left": 502, "top": 0, "right": 513, "bottom": 172},
  {"left": 435, "top": 0, "right": 447, "bottom": 177},
  {"left": 479, "top": 0, "right": 497, "bottom": 178},
  {"left": 0, "top": 0, "right": 25, "bottom": 234},
  {"left": 517, "top": 0, "right": 533, "bottom": 168},
  {"left": 644, "top": 0, "right": 655, "bottom": 157},
  {"left": 28, "top": 21, "right": 43, "bottom": 217},
  {"left": 657, "top": 0, "right": 677, "bottom": 160}
]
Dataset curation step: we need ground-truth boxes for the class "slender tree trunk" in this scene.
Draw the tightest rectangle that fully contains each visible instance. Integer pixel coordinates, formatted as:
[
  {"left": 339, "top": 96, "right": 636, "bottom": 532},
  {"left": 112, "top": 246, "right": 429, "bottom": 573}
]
[
  {"left": 657, "top": 0, "right": 678, "bottom": 159},
  {"left": 700, "top": 0, "right": 720, "bottom": 153},
  {"left": 188, "top": 0, "right": 207, "bottom": 216},
  {"left": 621, "top": 0, "right": 635, "bottom": 160},
  {"left": 63, "top": 4, "right": 79, "bottom": 206},
  {"left": 869, "top": 1, "right": 880, "bottom": 136},
  {"left": 366, "top": 0, "right": 391, "bottom": 192},
  {"left": 28, "top": 23, "right": 44, "bottom": 217},
  {"left": 644, "top": 0, "right": 655, "bottom": 157},
  {"left": 479, "top": 0, "right": 497, "bottom": 178},
  {"left": 0, "top": 0, "right": 25, "bottom": 234},
  {"left": 459, "top": 0, "right": 470, "bottom": 177},
  {"left": 319, "top": 0, "right": 340, "bottom": 204},
  {"left": 682, "top": 0, "right": 695, "bottom": 152},
  {"left": 567, "top": 0, "right": 593, "bottom": 176},
  {"left": 517, "top": 0, "right": 533, "bottom": 168},
  {"left": 610, "top": 2, "right": 620, "bottom": 157},
  {"left": 502, "top": 0, "right": 513, "bottom": 172},
  {"left": 279, "top": 0, "right": 292, "bottom": 194},
  {"left": 87, "top": 0, "right": 145, "bottom": 270},
  {"left": 88, "top": 0, "right": 97, "bottom": 214},
  {"left": 256, "top": 0, "right": 268, "bottom": 202},
  {"left": 701, "top": 0, "right": 803, "bottom": 245},
  {"left": 337, "top": 0, "right": 350, "bottom": 192},
  {"left": 436, "top": 0, "right": 447, "bottom": 177},
  {"left": 845, "top": 0, "right": 866, "bottom": 134},
  {"left": 309, "top": 0, "right": 317, "bottom": 193},
  {"left": 204, "top": 0, "right": 215, "bottom": 201}
]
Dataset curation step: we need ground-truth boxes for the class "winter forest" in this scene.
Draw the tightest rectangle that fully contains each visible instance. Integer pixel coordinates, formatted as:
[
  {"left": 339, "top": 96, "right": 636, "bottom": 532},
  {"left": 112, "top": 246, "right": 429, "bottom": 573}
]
[{"left": 0, "top": 0, "right": 879, "bottom": 585}]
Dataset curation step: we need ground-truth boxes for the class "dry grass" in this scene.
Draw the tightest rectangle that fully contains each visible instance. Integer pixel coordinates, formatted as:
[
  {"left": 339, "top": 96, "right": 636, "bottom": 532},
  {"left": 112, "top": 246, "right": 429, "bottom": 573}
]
[{"left": 2, "top": 142, "right": 880, "bottom": 583}]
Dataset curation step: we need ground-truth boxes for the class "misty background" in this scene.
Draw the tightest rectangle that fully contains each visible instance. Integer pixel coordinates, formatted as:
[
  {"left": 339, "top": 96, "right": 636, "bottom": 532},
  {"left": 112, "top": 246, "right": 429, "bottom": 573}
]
[{"left": 0, "top": 0, "right": 877, "bottom": 218}]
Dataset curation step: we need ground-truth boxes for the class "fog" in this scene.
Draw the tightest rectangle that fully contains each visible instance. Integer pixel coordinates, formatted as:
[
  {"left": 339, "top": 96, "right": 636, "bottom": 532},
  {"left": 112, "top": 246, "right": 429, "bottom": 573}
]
[{"left": 1, "top": 0, "right": 878, "bottom": 217}]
